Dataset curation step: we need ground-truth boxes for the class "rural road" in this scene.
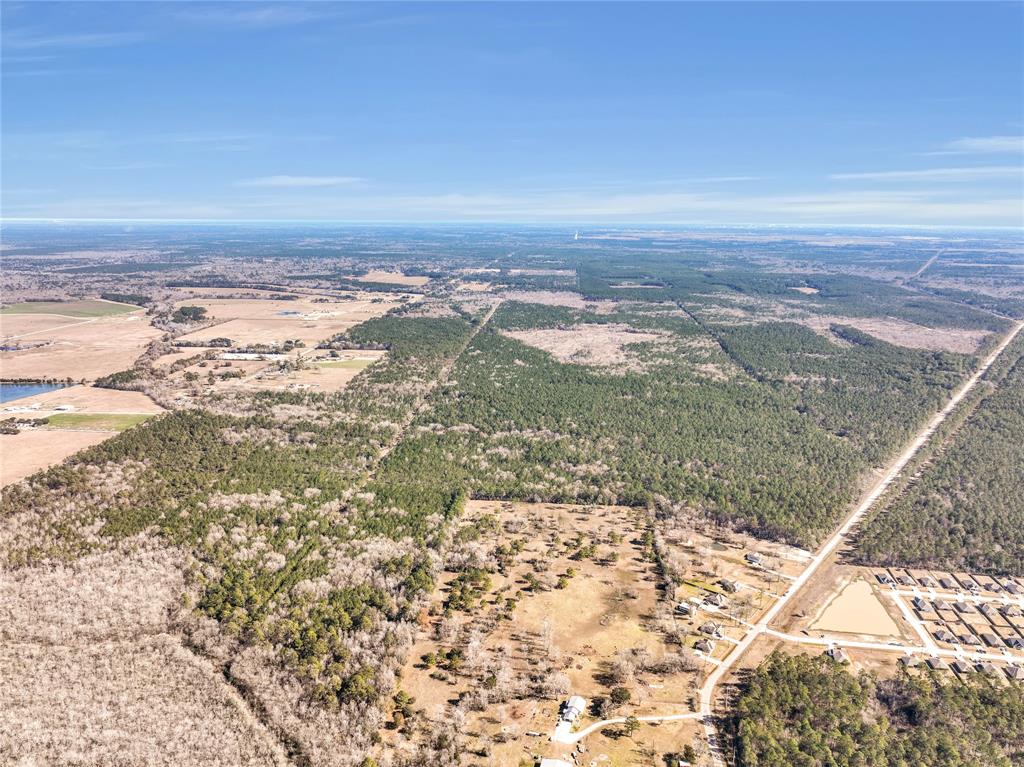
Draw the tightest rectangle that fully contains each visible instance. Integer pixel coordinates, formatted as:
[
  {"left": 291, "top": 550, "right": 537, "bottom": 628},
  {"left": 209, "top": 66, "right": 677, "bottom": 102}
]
[{"left": 553, "top": 318, "right": 1024, "bottom": 759}]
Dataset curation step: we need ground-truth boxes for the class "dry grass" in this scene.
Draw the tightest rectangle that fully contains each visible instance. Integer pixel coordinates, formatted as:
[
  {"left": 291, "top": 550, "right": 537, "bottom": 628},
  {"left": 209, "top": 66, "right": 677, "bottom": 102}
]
[
  {"left": 502, "top": 290, "right": 618, "bottom": 314},
  {"left": 2, "top": 384, "right": 164, "bottom": 415},
  {"left": 356, "top": 270, "right": 430, "bottom": 286},
  {"left": 1, "top": 429, "right": 115, "bottom": 487},
  {"left": 502, "top": 323, "right": 669, "bottom": 371},
  {"left": 0, "top": 313, "right": 162, "bottom": 380}
]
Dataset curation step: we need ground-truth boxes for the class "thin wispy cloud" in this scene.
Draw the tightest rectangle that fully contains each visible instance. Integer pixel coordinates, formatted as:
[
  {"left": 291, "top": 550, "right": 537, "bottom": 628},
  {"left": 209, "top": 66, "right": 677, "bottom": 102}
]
[
  {"left": 927, "top": 135, "right": 1024, "bottom": 155},
  {"left": 2, "top": 29, "right": 143, "bottom": 50},
  {"left": 175, "top": 4, "right": 339, "bottom": 28},
  {"left": 831, "top": 166, "right": 1024, "bottom": 182},
  {"left": 235, "top": 175, "right": 362, "bottom": 188}
]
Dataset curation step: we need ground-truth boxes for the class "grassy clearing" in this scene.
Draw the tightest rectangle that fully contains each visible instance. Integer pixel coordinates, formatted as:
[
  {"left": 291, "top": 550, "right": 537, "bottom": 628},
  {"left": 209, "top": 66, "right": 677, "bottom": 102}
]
[
  {"left": 313, "top": 358, "right": 376, "bottom": 369},
  {"left": 44, "top": 413, "right": 152, "bottom": 431},
  {"left": 0, "top": 300, "right": 138, "bottom": 318}
]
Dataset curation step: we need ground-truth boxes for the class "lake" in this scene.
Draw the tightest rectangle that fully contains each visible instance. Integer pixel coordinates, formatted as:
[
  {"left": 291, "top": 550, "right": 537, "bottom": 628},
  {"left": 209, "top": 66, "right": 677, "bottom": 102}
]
[{"left": 0, "top": 382, "right": 66, "bottom": 404}]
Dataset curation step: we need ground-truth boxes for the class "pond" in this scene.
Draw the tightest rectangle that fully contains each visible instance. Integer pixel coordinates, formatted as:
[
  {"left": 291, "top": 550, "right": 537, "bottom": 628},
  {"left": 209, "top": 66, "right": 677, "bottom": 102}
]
[{"left": 0, "top": 382, "right": 66, "bottom": 404}]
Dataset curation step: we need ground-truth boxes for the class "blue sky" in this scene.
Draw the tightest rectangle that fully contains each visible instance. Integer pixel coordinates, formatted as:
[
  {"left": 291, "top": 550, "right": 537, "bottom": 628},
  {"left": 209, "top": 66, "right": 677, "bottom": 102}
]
[{"left": 2, "top": 1, "right": 1023, "bottom": 225}]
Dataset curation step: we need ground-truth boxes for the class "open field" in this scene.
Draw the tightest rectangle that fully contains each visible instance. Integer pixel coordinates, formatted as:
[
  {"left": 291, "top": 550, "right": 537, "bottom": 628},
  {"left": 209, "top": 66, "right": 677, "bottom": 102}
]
[
  {"left": 356, "top": 269, "right": 430, "bottom": 286},
  {"left": 0, "top": 429, "right": 114, "bottom": 486},
  {"left": 0, "top": 313, "right": 161, "bottom": 381},
  {"left": 44, "top": 412, "right": 153, "bottom": 431},
  {"left": 0, "top": 299, "right": 138, "bottom": 318},
  {"left": 172, "top": 294, "right": 403, "bottom": 349},
  {"left": 1, "top": 384, "right": 163, "bottom": 415}
]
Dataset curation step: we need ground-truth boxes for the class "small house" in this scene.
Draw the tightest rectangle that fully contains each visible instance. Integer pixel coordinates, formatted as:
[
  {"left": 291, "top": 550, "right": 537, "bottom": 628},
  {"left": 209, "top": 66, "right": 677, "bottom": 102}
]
[
  {"left": 699, "top": 621, "right": 722, "bottom": 637},
  {"left": 1000, "top": 604, "right": 1022, "bottom": 617},
  {"left": 919, "top": 576, "right": 937, "bottom": 588},
  {"left": 898, "top": 655, "right": 919, "bottom": 667},
  {"left": 744, "top": 552, "right": 762, "bottom": 566},
  {"left": 1005, "top": 637, "right": 1024, "bottom": 650},
  {"left": 694, "top": 639, "right": 715, "bottom": 654},
  {"left": 933, "top": 629, "right": 956, "bottom": 643},
  {"left": 954, "top": 601, "right": 974, "bottom": 613},
  {"left": 1001, "top": 581, "right": 1022, "bottom": 595},
  {"left": 825, "top": 647, "right": 849, "bottom": 664},
  {"left": 958, "top": 632, "right": 981, "bottom": 646},
  {"left": 926, "top": 657, "right": 947, "bottom": 670},
  {"left": 719, "top": 579, "right": 739, "bottom": 594},
  {"left": 560, "top": 695, "right": 587, "bottom": 723},
  {"left": 933, "top": 599, "right": 953, "bottom": 612},
  {"left": 911, "top": 597, "right": 931, "bottom": 611},
  {"left": 981, "top": 633, "right": 1003, "bottom": 648},
  {"left": 1005, "top": 665, "right": 1024, "bottom": 681},
  {"left": 876, "top": 573, "right": 893, "bottom": 585},
  {"left": 939, "top": 577, "right": 956, "bottom": 590},
  {"left": 950, "top": 660, "right": 973, "bottom": 674},
  {"left": 978, "top": 663, "right": 999, "bottom": 676},
  {"left": 704, "top": 593, "right": 727, "bottom": 608}
]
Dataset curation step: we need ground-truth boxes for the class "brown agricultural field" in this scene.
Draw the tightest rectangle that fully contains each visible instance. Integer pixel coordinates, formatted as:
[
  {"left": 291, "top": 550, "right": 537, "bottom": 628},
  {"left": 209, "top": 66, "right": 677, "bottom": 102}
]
[
  {"left": 356, "top": 270, "right": 430, "bottom": 286},
  {"left": 0, "top": 311, "right": 161, "bottom": 381},
  {"left": 0, "top": 429, "right": 114, "bottom": 486}
]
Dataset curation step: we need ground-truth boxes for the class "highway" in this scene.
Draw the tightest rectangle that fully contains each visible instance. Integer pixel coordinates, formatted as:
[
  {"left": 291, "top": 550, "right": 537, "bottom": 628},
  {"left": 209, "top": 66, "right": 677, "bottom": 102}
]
[{"left": 552, "top": 319, "right": 1024, "bottom": 759}]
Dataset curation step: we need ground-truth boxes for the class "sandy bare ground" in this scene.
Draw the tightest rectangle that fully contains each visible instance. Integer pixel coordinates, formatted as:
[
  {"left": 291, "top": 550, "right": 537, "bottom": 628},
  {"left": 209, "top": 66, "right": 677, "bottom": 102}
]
[
  {"left": 503, "top": 290, "right": 618, "bottom": 314},
  {"left": 809, "top": 578, "right": 901, "bottom": 637},
  {"left": 355, "top": 269, "right": 429, "bottom": 286},
  {"left": 2, "top": 385, "right": 163, "bottom": 416},
  {"left": 0, "top": 313, "right": 162, "bottom": 381},
  {"left": 455, "top": 280, "right": 493, "bottom": 292},
  {"left": 502, "top": 323, "right": 668, "bottom": 370},
  {"left": 1, "top": 429, "right": 115, "bottom": 486},
  {"left": 802, "top": 315, "right": 990, "bottom": 354}
]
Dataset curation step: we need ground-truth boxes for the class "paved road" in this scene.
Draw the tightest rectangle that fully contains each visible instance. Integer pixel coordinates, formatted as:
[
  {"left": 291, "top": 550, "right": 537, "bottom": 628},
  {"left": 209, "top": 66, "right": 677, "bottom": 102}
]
[{"left": 552, "top": 319, "right": 1024, "bottom": 758}]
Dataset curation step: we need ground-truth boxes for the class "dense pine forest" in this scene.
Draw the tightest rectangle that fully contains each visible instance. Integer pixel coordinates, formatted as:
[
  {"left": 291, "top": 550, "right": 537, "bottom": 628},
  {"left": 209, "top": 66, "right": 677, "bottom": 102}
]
[
  {"left": 856, "top": 335, "right": 1024, "bottom": 575},
  {"left": 731, "top": 652, "right": 1024, "bottom": 767}
]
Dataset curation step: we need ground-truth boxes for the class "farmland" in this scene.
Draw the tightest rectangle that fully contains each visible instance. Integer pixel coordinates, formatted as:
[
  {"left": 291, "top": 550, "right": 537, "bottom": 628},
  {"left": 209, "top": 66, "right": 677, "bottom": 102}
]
[{"left": 0, "top": 223, "right": 1022, "bottom": 766}]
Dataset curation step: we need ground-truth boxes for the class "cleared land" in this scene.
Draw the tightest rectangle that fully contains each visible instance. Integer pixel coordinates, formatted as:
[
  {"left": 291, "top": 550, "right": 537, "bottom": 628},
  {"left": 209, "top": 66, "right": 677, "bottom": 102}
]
[
  {"left": 0, "top": 299, "right": 138, "bottom": 318},
  {"left": 1, "top": 429, "right": 113, "bottom": 486},
  {"left": 1, "top": 384, "right": 163, "bottom": 415},
  {"left": 356, "top": 270, "right": 430, "bottom": 286},
  {"left": 0, "top": 313, "right": 161, "bottom": 381}
]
